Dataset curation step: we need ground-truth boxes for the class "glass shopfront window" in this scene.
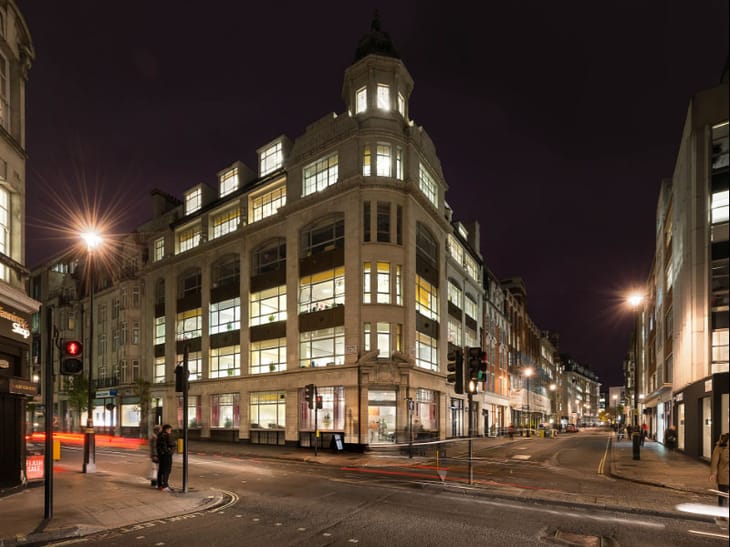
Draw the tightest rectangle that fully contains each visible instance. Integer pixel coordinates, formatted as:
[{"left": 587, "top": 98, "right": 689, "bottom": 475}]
[{"left": 368, "top": 390, "right": 397, "bottom": 444}]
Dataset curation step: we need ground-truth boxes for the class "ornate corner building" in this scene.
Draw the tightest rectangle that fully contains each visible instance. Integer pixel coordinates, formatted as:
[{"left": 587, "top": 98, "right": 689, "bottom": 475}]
[{"left": 0, "top": 0, "right": 39, "bottom": 489}]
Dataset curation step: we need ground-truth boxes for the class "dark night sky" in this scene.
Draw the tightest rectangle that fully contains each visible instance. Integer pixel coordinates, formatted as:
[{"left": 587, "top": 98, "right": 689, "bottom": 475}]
[{"left": 18, "top": 1, "right": 729, "bottom": 387}]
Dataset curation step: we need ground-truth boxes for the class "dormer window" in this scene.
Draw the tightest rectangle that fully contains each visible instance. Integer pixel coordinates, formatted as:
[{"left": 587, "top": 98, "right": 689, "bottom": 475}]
[
  {"left": 397, "top": 92, "right": 405, "bottom": 116},
  {"left": 356, "top": 86, "right": 367, "bottom": 114},
  {"left": 219, "top": 167, "right": 239, "bottom": 198},
  {"left": 260, "top": 142, "right": 283, "bottom": 176},
  {"left": 185, "top": 188, "right": 202, "bottom": 215},
  {"left": 377, "top": 84, "right": 390, "bottom": 111}
]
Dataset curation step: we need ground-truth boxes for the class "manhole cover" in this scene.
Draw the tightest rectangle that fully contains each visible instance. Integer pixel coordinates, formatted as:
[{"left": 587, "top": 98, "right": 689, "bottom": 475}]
[{"left": 554, "top": 530, "right": 601, "bottom": 546}]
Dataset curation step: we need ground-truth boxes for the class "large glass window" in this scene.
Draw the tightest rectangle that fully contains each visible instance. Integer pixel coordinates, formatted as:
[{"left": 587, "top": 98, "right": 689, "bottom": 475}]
[
  {"left": 448, "top": 280, "right": 462, "bottom": 308},
  {"left": 184, "top": 188, "right": 202, "bottom": 215},
  {"left": 177, "top": 350, "right": 202, "bottom": 381},
  {"left": 377, "top": 84, "right": 390, "bottom": 111},
  {"left": 448, "top": 316, "right": 462, "bottom": 346},
  {"left": 415, "top": 331, "right": 438, "bottom": 371},
  {"left": 155, "top": 316, "right": 166, "bottom": 345},
  {"left": 254, "top": 240, "right": 286, "bottom": 275},
  {"left": 301, "top": 386, "right": 345, "bottom": 430},
  {"left": 395, "top": 265, "right": 402, "bottom": 305},
  {"left": 712, "top": 190, "right": 729, "bottom": 224},
  {"left": 416, "top": 275, "right": 439, "bottom": 321},
  {"left": 299, "top": 267, "right": 345, "bottom": 313},
  {"left": 153, "top": 237, "right": 165, "bottom": 262},
  {"left": 177, "top": 395, "right": 201, "bottom": 428},
  {"left": 210, "top": 297, "right": 240, "bottom": 334},
  {"left": 250, "top": 286, "right": 286, "bottom": 325},
  {"left": 176, "top": 308, "right": 202, "bottom": 340},
  {"left": 211, "top": 393, "right": 240, "bottom": 429},
  {"left": 250, "top": 391, "right": 285, "bottom": 429},
  {"left": 303, "top": 218, "right": 344, "bottom": 255},
  {"left": 377, "top": 202, "right": 390, "bottom": 242},
  {"left": 363, "top": 262, "right": 371, "bottom": 304},
  {"left": 712, "top": 121, "right": 729, "bottom": 171},
  {"left": 210, "top": 345, "right": 240, "bottom": 378},
  {"left": 250, "top": 338, "right": 287, "bottom": 374},
  {"left": 356, "top": 86, "right": 367, "bottom": 114},
  {"left": 219, "top": 167, "right": 239, "bottom": 197},
  {"left": 299, "top": 326, "right": 345, "bottom": 367},
  {"left": 211, "top": 207, "right": 240, "bottom": 239},
  {"left": 418, "top": 164, "right": 438, "bottom": 208},
  {"left": 1, "top": 188, "right": 11, "bottom": 279},
  {"left": 303, "top": 153, "right": 339, "bottom": 196},
  {"left": 415, "top": 389, "right": 438, "bottom": 431},
  {"left": 395, "top": 147, "right": 403, "bottom": 180},
  {"left": 397, "top": 92, "right": 405, "bottom": 116},
  {"left": 376, "top": 322, "right": 392, "bottom": 356},
  {"left": 464, "top": 294, "right": 478, "bottom": 320},
  {"left": 177, "top": 224, "right": 201, "bottom": 253},
  {"left": 362, "top": 145, "right": 371, "bottom": 176},
  {"left": 154, "top": 357, "right": 165, "bottom": 384},
  {"left": 260, "top": 142, "right": 283, "bottom": 176},
  {"left": 376, "top": 262, "right": 390, "bottom": 303},
  {"left": 252, "top": 185, "right": 286, "bottom": 222},
  {"left": 376, "top": 144, "right": 391, "bottom": 177}
]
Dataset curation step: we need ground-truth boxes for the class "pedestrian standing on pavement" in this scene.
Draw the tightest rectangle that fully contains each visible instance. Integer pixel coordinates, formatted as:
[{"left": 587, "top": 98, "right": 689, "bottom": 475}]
[
  {"left": 641, "top": 423, "right": 648, "bottom": 446},
  {"left": 664, "top": 425, "right": 677, "bottom": 451},
  {"left": 156, "top": 424, "right": 176, "bottom": 492},
  {"left": 709, "top": 432, "right": 729, "bottom": 508},
  {"left": 149, "top": 424, "right": 161, "bottom": 488}
]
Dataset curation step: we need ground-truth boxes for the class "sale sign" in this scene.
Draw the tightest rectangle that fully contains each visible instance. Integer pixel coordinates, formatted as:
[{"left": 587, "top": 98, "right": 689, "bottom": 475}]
[{"left": 26, "top": 455, "right": 44, "bottom": 481}]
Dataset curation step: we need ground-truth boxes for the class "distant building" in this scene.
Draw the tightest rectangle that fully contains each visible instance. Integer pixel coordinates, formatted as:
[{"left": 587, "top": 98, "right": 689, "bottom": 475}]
[{"left": 0, "top": 0, "right": 38, "bottom": 489}]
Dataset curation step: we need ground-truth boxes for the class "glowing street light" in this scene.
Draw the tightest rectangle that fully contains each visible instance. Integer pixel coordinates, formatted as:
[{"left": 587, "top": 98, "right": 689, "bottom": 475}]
[
  {"left": 549, "top": 383, "right": 557, "bottom": 426},
  {"left": 82, "top": 229, "right": 103, "bottom": 473},
  {"left": 626, "top": 292, "right": 644, "bottom": 427},
  {"left": 523, "top": 367, "right": 533, "bottom": 437}
]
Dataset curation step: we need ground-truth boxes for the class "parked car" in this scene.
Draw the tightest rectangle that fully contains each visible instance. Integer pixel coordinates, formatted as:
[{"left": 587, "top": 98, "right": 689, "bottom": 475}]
[{"left": 565, "top": 424, "right": 580, "bottom": 433}]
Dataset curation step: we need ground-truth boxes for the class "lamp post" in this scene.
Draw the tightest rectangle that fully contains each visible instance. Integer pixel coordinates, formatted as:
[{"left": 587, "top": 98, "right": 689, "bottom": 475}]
[
  {"left": 523, "top": 367, "right": 533, "bottom": 437},
  {"left": 627, "top": 293, "right": 644, "bottom": 428},
  {"left": 549, "top": 383, "right": 557, "bottom": 427},
  {"left": 82, "top": 230, "right": 102, "bottom": 473}
]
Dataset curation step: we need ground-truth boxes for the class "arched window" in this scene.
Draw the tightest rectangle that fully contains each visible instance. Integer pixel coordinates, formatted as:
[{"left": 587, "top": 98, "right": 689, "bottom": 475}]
[
  {"left": 212, "top": 254, "right": 240, "bottom": 289},
  {"left": 178, "top": 268, "right": 201, "bottom": 299},
  {"left": 253, "top": 239, "right": 286, "bottom": 275},
  {"left": 302, "top": 215, "right": 344, "bottom": 256}
]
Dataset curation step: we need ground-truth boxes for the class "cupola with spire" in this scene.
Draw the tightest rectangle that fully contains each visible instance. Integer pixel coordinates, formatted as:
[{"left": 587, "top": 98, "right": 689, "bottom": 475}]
[{"left": 342, "top": 11, "right": 414, "bottom": 123}]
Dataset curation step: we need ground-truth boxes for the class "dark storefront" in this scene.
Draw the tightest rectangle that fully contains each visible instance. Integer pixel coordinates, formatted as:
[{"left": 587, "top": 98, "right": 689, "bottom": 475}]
[{"left": 0, "top": 303, "right": 34, "bottom": 488}]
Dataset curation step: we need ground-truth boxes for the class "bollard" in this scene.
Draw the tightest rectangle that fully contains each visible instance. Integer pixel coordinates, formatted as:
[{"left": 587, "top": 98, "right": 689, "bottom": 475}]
[
  {"left": 177, "top": 438, "right": 184, "bottom": 453},
  {"left": 632, "top": 431, "right": 641, "bottom": 460},
  {"left": 53, "top": 439, "right": 61, "bottom": 461}
]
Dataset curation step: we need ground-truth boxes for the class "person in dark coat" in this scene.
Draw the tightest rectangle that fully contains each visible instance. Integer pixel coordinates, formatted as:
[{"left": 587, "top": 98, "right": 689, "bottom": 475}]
[
  {"left": 156, "top": 424, "right": 176, "bottom": 492},
  {"left": 149, "top": 425, "right": 161, "bottom": 487},
  {"left": 664, "top": 425, "right": 677, "bottom": 450}
]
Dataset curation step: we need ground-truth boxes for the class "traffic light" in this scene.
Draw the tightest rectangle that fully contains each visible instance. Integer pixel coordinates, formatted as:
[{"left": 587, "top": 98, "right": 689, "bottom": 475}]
[
  {"left": 446, "top": 347, "right": 464, "bottom": 394},
  {"left": 304, "top": 383, "right": 315, "bottom": 409},
  {"left": 478, "top": 351, "right": 487, "bottom": 382},
  {"left": 316, "top": 394, "right": 323, "bottom": 409},
  {"left": 60, "top": 339, "right": 83, "bottom": 375},
  {"left": 467, "top": 347, "right": 482, "bottom": 394},
  {"left": 175, "top": 364, "right": 189, "bottom": 392}
]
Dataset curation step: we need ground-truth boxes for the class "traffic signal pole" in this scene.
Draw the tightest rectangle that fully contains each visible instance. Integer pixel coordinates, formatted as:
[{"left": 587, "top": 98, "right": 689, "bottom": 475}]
[
  {"left": 43, "top": 306, "right": 54, "bottom": 520},
  {"left": 182, "top": 344, "right": 189, "bottom": 493}
]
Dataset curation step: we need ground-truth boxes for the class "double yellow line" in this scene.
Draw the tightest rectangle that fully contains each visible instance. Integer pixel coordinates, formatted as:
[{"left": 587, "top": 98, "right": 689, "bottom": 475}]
[{"left": 597, "top": 434, "right": 611, "bottom": 475}]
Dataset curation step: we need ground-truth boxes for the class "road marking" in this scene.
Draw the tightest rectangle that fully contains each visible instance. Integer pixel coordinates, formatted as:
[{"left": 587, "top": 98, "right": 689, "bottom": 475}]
[
  {"left": 688, "top": 529, "right": 729, "bottom": 539},
  {"left": 597, "top": 435, "right": 610, "bottom": 475},
  {"left": 512, "top": 455, "right": 531, "bottom": 460}
]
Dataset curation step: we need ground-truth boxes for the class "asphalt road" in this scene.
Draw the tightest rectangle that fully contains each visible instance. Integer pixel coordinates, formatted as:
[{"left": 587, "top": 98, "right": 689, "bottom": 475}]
[{"left": 51, "top": 430, "right": 727, "bottom": 546}]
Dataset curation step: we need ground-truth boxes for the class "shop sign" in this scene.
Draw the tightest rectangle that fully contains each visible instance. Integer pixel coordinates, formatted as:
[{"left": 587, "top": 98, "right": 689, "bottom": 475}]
[
  {"left": 26, "top": 455, "right": 44, "bottom": 481},
  {"left": 0, "top": 304, "right": 31, "bottom": 342},
  {"left": 0, "top": 377, "right": 38, "bottom": 395}
]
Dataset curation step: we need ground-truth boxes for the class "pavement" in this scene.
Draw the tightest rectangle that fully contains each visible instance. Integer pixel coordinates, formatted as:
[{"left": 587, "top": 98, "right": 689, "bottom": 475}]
[{"left": 0, "top": 429, "right": 724, "bottom": 546}]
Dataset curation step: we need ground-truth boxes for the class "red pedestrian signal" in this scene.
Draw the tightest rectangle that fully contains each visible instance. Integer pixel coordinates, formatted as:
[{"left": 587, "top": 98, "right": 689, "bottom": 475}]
[{"left": 60, "top": 339, "right": 84, "bottom": 375}]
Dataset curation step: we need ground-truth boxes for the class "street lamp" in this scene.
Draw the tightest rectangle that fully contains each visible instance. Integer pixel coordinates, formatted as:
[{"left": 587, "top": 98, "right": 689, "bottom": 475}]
[
  {"left": 523, "top": 367, "right": 533, "bottom": 437},
  {"left": 627, "top": 293, "right": 644, "bottom": 427},
  {"left": 549, "top": 383, "right": 557, "bottom": 427},
  {"left": 81, "top": 230, "right": 102, "bottom": 473}
]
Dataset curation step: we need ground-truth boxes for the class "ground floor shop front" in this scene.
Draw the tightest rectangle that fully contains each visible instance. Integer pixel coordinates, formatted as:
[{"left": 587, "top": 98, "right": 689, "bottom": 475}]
[{"left": 149, "top": 360, "right": 511, "bottom": 449}]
